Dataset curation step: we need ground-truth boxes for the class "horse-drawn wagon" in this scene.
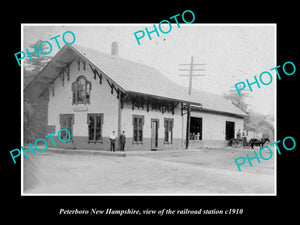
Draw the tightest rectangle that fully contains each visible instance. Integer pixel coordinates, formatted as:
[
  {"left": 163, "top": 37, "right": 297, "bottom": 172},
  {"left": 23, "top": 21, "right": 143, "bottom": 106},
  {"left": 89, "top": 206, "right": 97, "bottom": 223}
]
[{"left": 230, "top": 137, "right": 270, "bottom": 149}]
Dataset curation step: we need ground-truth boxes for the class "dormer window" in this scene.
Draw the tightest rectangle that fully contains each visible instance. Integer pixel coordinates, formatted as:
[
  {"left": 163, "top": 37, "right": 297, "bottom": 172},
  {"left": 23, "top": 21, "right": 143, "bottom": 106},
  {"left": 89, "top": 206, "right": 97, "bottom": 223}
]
[{"left": 72, "top": 76, "right": 91, "bottom": 105}]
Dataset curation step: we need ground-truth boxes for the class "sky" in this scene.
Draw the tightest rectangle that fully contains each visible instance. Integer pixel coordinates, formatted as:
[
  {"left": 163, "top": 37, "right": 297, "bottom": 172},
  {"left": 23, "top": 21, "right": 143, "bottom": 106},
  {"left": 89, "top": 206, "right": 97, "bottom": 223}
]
[{"left": 23, "top": 24, "right": 276, "bottom": 116}]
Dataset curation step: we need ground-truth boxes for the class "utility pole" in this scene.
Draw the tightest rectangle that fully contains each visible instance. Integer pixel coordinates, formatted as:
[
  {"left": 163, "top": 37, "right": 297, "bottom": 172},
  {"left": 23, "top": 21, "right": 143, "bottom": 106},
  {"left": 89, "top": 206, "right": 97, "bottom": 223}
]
[{"left": 179, "top": 56, "right": 206, "bottom": 149}]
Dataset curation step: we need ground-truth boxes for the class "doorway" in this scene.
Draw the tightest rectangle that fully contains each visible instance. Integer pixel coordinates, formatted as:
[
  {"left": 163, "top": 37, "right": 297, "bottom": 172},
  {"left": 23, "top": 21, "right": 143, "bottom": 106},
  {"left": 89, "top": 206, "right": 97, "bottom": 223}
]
[
  {"left": 151, "top": 119, "right": 159, "bottom": 148},
  {"left": 190, "top": 117, "right": 202, "bottom": 140},
  {"left": 225, "top": 121, "right": 235, "bottom": 140}
]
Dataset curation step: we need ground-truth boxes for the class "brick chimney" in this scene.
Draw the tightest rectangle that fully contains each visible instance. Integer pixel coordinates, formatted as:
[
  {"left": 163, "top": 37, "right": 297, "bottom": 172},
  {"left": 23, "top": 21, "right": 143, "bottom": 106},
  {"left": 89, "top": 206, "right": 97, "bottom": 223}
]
[{"left": 111, "top": 41, "right": 118, "bottom": 56}]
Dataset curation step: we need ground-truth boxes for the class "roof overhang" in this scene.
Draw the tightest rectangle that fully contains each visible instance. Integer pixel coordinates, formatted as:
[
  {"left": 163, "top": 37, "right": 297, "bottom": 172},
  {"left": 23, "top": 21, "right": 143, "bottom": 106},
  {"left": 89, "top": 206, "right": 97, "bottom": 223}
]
[
  {"left": 25, "top": 45, "right": 78, "bottom": 94},
  {"left": 128, "top": 91, "right": 202, "bottom": 106},
  {"left": 24, "top": 45, "right": 127, "bottom": 97},
  {"left": 191, "top": 105, "right": 247, "bottom": 118}
]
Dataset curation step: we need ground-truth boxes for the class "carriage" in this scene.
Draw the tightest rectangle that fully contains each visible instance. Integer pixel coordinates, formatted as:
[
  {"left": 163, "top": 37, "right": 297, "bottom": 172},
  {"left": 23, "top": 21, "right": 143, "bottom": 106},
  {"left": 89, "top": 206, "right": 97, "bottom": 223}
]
[
  {"left": 230, "top": 135, "right": 270, "bottom": 149},
  {"left": 230, "top": 137, "right": 246, "bottom": 148}
]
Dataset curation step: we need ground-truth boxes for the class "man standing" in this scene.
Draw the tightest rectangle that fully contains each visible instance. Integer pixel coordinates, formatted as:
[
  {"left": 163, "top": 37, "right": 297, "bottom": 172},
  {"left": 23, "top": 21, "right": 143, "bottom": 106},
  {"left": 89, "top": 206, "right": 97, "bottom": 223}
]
[
  {"left": 109, "top": 131, "right": 117, "bottom": 152},
  {"left": 119, "top": 131, "right": 126, "bottom": 151}
]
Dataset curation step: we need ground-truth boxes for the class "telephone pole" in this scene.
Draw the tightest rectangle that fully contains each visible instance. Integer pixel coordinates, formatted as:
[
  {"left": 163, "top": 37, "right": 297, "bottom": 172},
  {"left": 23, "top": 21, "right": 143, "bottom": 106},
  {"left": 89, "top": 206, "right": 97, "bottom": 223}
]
[{"left": 179, "top": 56, "right": 206, "bottom": 149}]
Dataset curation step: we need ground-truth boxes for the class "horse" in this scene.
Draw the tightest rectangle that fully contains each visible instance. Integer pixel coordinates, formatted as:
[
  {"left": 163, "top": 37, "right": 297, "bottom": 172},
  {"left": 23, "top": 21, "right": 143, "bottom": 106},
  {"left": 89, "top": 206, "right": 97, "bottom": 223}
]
[{"left": 249, "top": 138, "right": 270, "bottom": 149}]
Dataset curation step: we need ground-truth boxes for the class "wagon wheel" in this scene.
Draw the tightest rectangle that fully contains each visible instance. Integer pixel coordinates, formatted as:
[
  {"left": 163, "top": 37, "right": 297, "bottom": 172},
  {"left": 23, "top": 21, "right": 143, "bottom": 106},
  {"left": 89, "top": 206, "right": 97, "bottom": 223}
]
[
  {"left": 232, "top": 140, "right": 238, "bottom": 148},
  {"left": 243, "top": 141, "right": 249, "bottom": 147},
  {"left": 236, "top": 140, "right": 242, "bottom": 148}
]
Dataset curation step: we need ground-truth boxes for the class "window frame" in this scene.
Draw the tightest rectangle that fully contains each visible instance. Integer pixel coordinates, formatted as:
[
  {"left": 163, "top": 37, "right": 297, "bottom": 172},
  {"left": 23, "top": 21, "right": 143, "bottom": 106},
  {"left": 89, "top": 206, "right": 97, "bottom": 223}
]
[
  {"left": 87, "top": 113, "right": 104, "bottom": 143},
  {"left": 132, "top": 114, "right": 144, "bottom": 144},
  {"left": 164, "top": 118, "right": 174, "bottom": 144},
  {"left": 72, "top": 75, "right": 92, "bottom": 105},
  {"left": 59, "top": 114, "right": 74, "bottom": 141}
]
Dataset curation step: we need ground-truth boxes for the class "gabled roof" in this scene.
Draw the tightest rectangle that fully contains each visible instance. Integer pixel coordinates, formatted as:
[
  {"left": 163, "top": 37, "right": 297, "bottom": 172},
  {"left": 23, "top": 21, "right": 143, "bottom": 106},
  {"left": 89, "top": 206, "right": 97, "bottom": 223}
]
[
  {"left": 25, "top": 44, "right": 247, "bottom": 117},
  {"left": 190, "top": 89, "right": 247, "bottom": 117},
  {"left": 70, "top": 44, "right": 201, "bottom": 105}
]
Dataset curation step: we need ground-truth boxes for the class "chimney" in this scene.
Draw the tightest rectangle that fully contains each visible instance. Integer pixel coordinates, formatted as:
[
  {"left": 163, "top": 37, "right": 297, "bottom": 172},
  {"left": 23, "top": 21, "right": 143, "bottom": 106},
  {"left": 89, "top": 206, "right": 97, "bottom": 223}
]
[{"left": 111, "top": 41, "right": 118, "bottom": 56}]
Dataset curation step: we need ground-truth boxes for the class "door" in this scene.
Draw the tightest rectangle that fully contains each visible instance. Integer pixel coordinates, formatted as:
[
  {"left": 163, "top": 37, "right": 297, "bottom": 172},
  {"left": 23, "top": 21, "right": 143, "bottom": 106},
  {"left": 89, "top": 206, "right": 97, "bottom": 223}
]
[
  {"left": 151, "top": 119, "right": 159, "bottom": 148},
  {"left": 225, "top": 121, "right": 235, "bottom": 140}
]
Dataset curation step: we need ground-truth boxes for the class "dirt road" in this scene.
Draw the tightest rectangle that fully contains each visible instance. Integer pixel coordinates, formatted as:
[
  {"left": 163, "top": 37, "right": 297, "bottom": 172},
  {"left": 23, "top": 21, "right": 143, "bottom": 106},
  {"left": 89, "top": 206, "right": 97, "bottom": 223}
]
[{"left": 23, "top": 147, "right": 275, "bottom": 195}]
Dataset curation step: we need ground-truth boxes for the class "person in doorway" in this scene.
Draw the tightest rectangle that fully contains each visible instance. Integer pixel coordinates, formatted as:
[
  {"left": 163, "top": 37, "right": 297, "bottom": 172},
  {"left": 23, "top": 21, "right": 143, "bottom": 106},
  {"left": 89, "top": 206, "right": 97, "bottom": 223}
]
[
  {"left": 119, "top": 130, "right": 126, "bottom": 151},
  {"left": 109, "top": 131, "right": 117, "bottom": 152}
]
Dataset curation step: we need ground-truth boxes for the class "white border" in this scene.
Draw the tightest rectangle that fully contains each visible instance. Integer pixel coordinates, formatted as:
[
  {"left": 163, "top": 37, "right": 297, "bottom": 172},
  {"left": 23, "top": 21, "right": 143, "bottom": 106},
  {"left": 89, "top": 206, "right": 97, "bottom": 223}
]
[{"left": 21, "top": 23, "right": 277, "bottom": 196}]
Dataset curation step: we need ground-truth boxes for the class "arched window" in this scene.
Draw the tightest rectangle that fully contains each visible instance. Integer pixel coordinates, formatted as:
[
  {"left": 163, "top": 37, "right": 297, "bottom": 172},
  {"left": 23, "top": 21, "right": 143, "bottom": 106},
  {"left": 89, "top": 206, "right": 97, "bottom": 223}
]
[{"left": 72, "top": 76, "right": 92, "bottom": 105}]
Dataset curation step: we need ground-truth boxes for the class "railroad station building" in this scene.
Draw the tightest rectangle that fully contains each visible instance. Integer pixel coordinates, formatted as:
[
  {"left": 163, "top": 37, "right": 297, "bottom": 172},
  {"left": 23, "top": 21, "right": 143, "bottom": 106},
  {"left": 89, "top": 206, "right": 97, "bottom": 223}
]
[{"left": 25, "top": 42, "right": 247, "bottom": 150}]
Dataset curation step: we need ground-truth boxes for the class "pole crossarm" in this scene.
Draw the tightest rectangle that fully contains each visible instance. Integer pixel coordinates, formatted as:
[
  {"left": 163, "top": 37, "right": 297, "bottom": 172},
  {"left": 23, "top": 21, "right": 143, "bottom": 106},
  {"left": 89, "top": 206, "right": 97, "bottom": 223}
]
[
  {"left": 179, "top": 69, "right": 206, "bottom": 71},
  {"left": 178, "top": 74, "right": 206, "bottom": 76},
  {"left": 178, "top": 56, "right": 207, "bottom": 149},
  {"left": 179, "top": 63, "right": 206, "bottom": 66}
]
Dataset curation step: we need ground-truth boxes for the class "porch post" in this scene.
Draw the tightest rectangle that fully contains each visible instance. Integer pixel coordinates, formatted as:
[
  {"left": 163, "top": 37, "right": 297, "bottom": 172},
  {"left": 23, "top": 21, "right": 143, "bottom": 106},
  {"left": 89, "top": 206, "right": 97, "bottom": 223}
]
[
  {"left": 185, "top": 103, "right": 191, "bottom": 149},
  {"left": 117, "top": 94, "right": 122, "bottom": 150}
]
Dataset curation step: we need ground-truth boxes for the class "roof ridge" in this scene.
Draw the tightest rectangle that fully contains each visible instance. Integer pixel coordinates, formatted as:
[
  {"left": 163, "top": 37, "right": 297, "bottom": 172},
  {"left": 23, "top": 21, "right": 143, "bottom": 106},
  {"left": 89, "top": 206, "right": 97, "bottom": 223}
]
[{"left": 71, "top": 44, "right": 161, "bottom": 73}]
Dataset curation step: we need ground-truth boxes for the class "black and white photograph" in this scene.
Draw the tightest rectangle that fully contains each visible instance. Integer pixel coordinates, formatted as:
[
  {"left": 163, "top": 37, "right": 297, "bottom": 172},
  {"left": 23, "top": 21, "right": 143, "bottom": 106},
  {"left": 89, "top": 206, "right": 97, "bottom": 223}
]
[
  {"left": 4, "top": 6, "right": 298, "bottom": 221},
  {"left": 22, "top": 24, "right": 276, "bottom": 195}
]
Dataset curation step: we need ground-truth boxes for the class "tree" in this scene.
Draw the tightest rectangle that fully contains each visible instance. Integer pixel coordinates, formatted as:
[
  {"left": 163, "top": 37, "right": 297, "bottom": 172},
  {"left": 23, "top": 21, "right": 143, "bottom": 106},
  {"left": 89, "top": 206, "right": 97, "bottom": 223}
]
[
  {"left": 23, "top": 98, "right": 34, "bottom": 142},
  {"left": 23, "top": 40, "right": 53, "bottom": 142},
  {"left": 24, "top": 40, "right": 52, "bottom": 73},
  {"left": 223, "top": 89, "right": 274, "bottom": 141},
  {"left": 24, "top": 40, "right": 52, "bottom": 87},
  {"left": 223, "top": 88, "right": 249, "bottom": 114},
  {"left": 245, "top": 110, "right": 274, "bottom": 141}
]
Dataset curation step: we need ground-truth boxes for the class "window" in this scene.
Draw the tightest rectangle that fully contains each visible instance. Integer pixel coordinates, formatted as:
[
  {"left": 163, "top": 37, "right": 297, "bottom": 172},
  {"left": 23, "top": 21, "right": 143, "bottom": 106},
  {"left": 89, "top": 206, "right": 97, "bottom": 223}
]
[
  {"left": 72, "top": 76, "right": 92, "bottom": 105},
  {"left": 133, "top": 115, "right": 144, "bottom": 143},
  {"left": 87, "top": 114, "right": 103, "bottom": 143},
  {"left": 164, "top": 118, "right": 174, "bottom": 144},
  {"left": 59, "top": 114, "right": 74, "bottom": 141}
]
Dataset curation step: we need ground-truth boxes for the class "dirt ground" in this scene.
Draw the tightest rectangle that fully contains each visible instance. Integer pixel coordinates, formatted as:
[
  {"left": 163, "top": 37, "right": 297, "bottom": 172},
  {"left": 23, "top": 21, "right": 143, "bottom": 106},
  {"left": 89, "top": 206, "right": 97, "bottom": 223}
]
[{"left": 23, "top": 146, "right": 275, "bottom": 195}]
